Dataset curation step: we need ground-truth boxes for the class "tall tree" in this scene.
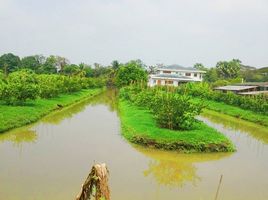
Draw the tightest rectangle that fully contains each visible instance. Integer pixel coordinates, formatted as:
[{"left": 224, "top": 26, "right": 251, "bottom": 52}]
[
  {"left": 193, "top": 63, "right": 207, "bottom": 71},
  {"left": 115, "top": 60, "right": 148, "bottom": 87},
  {"left": 111, "top": 60, "right": 120, "bottom": 70},
  {"left": 56, "top": 56, "right": 69, "bottom": 72},
  {"left": 0, "top": 53, "right": 21, "bottom": 76},
  {"left": 38, "top": 55, "right": 57, "bottom": 74},
  {"left": 20, "top": 55, "right": 42, "bottom": 71},
  {"left": 216, "top": 59, "right": 241, "bottom": 79}
]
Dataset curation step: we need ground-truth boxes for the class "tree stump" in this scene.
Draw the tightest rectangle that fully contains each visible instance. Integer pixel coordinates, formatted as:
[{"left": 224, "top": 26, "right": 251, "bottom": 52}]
[{"left": 76, "top": 163, "right": 110, "bottom": 200}]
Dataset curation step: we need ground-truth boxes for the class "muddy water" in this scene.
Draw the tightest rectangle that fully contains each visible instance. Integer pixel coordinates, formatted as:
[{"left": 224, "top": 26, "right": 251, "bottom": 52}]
[{"left": 0, "top": 90, "right": 268, "bottom": 200}]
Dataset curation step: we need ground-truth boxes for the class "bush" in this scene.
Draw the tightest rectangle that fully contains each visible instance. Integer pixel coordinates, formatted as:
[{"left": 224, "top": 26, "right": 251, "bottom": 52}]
[
  {"left": 1, "top": 71, "right": 39, "bottom": 105},
  {"left": 177, "top": 82, "right": 268, "bottom": 115},
  {"left": 120, "top": 84, "right": 203, "bottom": 130},
  {"left": 153, "top": 93, "right": 203, "bottom": 130},
  {"left": 0, "top": 79, "right": 5, "bottom": 99}
]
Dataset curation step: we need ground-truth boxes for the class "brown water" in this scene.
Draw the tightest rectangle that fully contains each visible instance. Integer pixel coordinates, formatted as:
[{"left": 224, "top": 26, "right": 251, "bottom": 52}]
[{"left": 0, "top": 90, "right": 268, "bottom": 200}]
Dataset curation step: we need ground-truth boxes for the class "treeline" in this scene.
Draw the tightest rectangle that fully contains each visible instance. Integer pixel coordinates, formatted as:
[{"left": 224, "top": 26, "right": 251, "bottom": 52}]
[
  {"left": 0, "top": 53, "right": 148, "bottom": 86},
  {"left": 0, "top": 53, "right": 149, "bottom": 105},
  {"left": 0, "top": 53, "right": 114, "bottom": 77},
  {"left": 177, "top": 82, "right": 268, "bottom": 115}
]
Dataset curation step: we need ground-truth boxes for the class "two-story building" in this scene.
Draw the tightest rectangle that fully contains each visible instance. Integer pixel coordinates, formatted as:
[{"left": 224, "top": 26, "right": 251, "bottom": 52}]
[{"left": 148, "top": 65, "right": 206, "bottom": 87}]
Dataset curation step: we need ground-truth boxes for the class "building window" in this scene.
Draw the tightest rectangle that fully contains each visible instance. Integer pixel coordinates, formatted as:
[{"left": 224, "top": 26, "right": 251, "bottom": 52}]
[
  {"left": 194, "top": 73, "right": 197, "bottom": 77},
  {"left": 163, "top": 71, "right": 171, "bottom": 74},
  {"left": 165, "top": 80, "right": 173, "bottom": 85},
  {"left": 185, "top": 73, "right": 191, "bottom": 76}
]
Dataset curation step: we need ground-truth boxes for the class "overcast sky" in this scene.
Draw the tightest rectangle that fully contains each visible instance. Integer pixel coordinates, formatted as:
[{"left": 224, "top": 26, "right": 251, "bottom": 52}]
[{"left": 0, "top": 0, "right": 268, "bottom": 67}]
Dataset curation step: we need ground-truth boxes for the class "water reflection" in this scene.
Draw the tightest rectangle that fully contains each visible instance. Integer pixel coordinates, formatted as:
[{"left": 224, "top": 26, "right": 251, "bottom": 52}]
[
  {"left": 42, "top": 89, "right": 118, "bottom": 125},
  {"left": 0, "top": 127, "right": 37, "bottom": 145},
  {"left": 0, "top": 90, "right": 117, "bottom": 145},
  {"left": 200, "top": 110, "right": 268, "bottom": 144},
  {"left": 133, "top": 145, "right": 231, "bottom": 188}
]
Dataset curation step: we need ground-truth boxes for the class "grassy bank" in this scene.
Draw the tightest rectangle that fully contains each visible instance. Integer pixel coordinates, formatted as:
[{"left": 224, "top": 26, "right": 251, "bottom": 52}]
[
  {"left": 119, "top": 100, "right": 235, "bottom": 153},
  {"left": 0, "top": 88, "right": 104, "bottom": 133},
  {"left": 191, "top": 98, "right": 268, "bottom": 127}
]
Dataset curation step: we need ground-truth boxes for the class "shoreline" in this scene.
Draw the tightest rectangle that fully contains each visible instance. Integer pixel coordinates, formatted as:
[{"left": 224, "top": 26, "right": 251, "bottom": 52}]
[
  {"left": 119, "top": 100, "right": 235, "bottom": 153},
  {"left": 191, "top": 97, "right": 268, "bottom": 127},
  {"left": 0, "top": 88, "right": 104, "bottom": 133}
]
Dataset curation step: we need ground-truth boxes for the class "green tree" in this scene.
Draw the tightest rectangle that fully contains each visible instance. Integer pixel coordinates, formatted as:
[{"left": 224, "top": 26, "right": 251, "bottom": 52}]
[
  {"left": 111, "top": 60, "right": 120, "bottom": 70},
  {"left": 115, "top": 60, "right": 148, "bottom": 87},
  {"left": 193, "top": 63, "right": 207, "bottom": 71},
  {"left": 56, "top": 56, "right": 69, "bottom": 72},
  {"left": 216, "top": 59, "right": 241, "bottom": 79},
  {"left": 20, "top": 55, "right": 42, "bottom": 71},
  {"left": 62, "top": 64, "right": 80, "bottom": 75},
  {"left": 204, "top": 68, "right": 219, "bottom": 82},
  {"left": 0, "top": 53, "right": 21, "bottom": 76},
  {"left": 38, "top": 55, "right": 57, "bottom": 74}
]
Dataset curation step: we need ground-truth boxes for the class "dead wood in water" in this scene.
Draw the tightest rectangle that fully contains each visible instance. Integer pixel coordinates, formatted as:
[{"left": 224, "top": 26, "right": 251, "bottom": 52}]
[{"left": 76, "top": 163, "right": 110, "bottom": 200}]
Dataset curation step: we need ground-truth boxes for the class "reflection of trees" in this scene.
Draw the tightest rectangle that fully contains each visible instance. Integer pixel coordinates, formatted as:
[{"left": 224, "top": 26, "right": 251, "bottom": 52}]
[
  {"left": 0, "top": 127, "right": 37, "bottom": 145},
  {"left": 201, "top": 110, "right": 268, "bottom": 144},
  {"left": 89, "top": 89, "right": 119, "bottom": 112},
  {"left": 42, "top": 89, "right": 118, "bottom": 125},
  {"left": 144, "top": 159, "right": 200, "bottom": 188},
  {"left": 0, "top": 89, "right": 118, "bottom": 145},
  {"left": 134, "top": 145, "right": 231, "bottom": 188}
]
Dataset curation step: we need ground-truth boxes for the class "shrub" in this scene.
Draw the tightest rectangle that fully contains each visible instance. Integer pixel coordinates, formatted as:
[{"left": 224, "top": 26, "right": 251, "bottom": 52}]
[
  {"left": 177, "top": 82, "right": 268, "bottom": 115},
  {"left": 1, "top": 71, "right": 39, "bottom": 105},
  {"left": 154, "top": 93, "right": 203, "bottom": 130},
  {"left": 120, "top": 84, "right": 204, "bottom": 130}
]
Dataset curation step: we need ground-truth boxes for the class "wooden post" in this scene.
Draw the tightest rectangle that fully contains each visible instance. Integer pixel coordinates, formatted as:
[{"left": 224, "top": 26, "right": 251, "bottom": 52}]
[
  {"left": 214, "top": 174, "right": 223, "bottom": 200},
  {"left": 76, "top": 163, "right": 110, "bottom": 200}
]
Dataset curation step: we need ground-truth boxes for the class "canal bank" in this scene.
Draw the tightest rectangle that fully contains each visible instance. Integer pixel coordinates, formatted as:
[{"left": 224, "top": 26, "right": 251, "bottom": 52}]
[{"left": 0, "top": 88, "right": 104, "bottom": 133}]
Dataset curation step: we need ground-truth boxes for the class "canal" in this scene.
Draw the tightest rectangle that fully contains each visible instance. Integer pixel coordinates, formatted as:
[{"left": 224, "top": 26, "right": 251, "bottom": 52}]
[{"left": 0, "top": 90, "right": 267, "bottom": 200}]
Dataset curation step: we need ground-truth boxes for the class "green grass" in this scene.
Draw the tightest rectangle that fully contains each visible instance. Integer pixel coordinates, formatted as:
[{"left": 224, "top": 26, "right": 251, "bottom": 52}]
[
  {"left": 191, "top": 98, "right": 268, "bottom": 127},
  {"left": 119, "top": 100, "right": 235, "bottom": 153},
  {"left": 0, "top": 88, "right": 104, "bottom": 133}
]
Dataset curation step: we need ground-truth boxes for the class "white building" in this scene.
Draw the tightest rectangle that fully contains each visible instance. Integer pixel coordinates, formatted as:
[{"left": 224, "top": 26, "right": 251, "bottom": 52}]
[{"left": 148, "top": 65, "right": 206, "bottom": 87}]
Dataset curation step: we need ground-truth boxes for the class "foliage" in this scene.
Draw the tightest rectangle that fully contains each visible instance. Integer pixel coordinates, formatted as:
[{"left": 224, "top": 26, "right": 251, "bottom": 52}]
[
  {"left": 0, "top": 89, "right": 103, "bottom": 133},
  {"left": 204, "top": 68, "right": 219, "bottom": 82},
  {"left": 1, "top": 71, "right": 39, "bottom": 105},
  {"left": 177, "top": 82, "right": 268, "bottom": 115},
  {"left": 153, "top": 93, "right": 203, "bottom": 130},
  {"left": 115, "top": 61, "right": 148, "bottom": 87},
  {"left": 20, "top": 55, "right": 43, "bottom": 71},
  {"left": 0, "top": 53, "right": 21, "bottom": 75},
  {"left": 62, "top": 64, "right": 80, "bottom": 75},
  {"left": 120, "top": 84, "right": 203, "bottom": 130},
  {"left": 193, "top": 63, "right": 207, "bottom": 71},
  {"left": 39, "top": 55, "right": 58, "bottom": 74},
  {"left": 216, "top": 59, "right": 241, "bottom": 79}
]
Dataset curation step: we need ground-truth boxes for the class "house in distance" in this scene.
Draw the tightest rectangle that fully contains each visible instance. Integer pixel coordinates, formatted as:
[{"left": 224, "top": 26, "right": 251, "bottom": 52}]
[{"left": 148, "top": 64, "right": 206, "bottom": 87}]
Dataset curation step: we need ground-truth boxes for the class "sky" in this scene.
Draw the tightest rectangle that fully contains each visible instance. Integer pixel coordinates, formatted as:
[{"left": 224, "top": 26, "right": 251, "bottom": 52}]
[{"left": 0, "top": 0, "right": 268, "bottom": 68}]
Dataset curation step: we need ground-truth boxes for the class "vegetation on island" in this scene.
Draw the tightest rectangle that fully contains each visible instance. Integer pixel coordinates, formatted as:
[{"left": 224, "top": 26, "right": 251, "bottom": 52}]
[{"left": 119, "top": 84, "right": 235, "bottom": 152}]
